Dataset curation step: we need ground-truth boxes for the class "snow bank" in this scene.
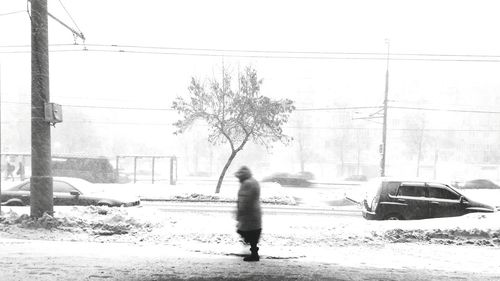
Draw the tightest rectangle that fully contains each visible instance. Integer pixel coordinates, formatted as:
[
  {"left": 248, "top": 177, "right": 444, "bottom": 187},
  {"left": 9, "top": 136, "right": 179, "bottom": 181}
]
[
  {"left": 1, "top": 206, "right": 500, "bottom": 248},
  {"left": 134, "top": 181, "right": 297, "bottom": 205},
  {"left": 365, "top": 212, "right": 500, "bottom": 246},
  {"left": 0, "top": 206, "right": 154, "bottom": 237},
  {"left": 165, "top": 192, "right": 296, "bottom": 205}
]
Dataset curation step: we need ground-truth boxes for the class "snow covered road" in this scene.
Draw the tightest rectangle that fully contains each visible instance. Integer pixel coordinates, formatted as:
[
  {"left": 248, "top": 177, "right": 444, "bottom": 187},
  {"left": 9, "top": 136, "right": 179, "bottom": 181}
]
[{"left": 142, "top": 201, "right": 361, "bottom": 216}]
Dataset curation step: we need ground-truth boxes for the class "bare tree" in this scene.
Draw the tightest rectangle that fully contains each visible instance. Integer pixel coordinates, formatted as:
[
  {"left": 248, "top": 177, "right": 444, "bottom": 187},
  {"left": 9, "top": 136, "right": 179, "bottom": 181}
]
[
  {"left": 294, "top": 114, "right": 317, "bottom": 174},
  {"left": 329, "top": 112, "right": 360, "bottom": 177},
  {"left": 403, "top": 115, "right": 427, "bottom": 177},
  {"left": 172, "top": 66, "right": 295, "bottom": 193},
  {"left": 353, "top": 128, "right": 370, "bottom": 175}
]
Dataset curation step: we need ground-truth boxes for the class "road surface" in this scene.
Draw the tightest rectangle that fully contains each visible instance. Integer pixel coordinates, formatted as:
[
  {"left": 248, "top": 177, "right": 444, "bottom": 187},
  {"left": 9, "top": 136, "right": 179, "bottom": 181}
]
[{"left": 142, "top": 201, "right": 362, "bottom": 217}]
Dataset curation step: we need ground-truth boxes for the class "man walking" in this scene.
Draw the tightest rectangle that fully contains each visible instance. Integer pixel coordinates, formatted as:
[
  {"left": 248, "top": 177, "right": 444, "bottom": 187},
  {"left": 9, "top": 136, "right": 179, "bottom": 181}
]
[
  {"left": 16, "top": 161, "right": 25, "bottom": 181},
  {"left": 235, "top": 166, "right": 262, "bottom": 262},
  {"left": 4, "top": 162, "right": 15, "bottom": 181}
]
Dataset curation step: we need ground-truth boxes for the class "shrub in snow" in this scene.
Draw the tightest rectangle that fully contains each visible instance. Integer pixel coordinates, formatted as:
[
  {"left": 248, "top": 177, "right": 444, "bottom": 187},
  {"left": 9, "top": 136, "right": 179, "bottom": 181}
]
[
  {"left": 173, "top": 193, "right": 229, "bottom": 202},
  {"left": 261, "top": 196, "right": 297, "bottom": 205}
]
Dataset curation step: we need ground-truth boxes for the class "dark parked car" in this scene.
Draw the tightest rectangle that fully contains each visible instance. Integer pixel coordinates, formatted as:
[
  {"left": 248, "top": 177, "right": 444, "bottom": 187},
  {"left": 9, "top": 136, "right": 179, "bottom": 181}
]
[
  {"left": 261, "top": 173, "right": 313, "bottom": 187},
  {"left": 452, "top": 179, "right": 500, "bottom": 189},
  {"left": 1, "top": 177, "right": 140, "bottom": 207},
  {"left": 362, "top": 178, "right": 494, "bottom": 220}
]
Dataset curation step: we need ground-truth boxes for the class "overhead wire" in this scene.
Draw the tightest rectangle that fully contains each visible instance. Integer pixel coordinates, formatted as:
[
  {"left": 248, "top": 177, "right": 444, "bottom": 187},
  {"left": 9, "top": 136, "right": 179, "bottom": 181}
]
[
  {"left": 4, "top": 43, "right": 500, "bottom": 62},
  {"left": 57, "top": 0, "right": 83, "bottom": 36},
  {"left": 0, "top": 10, "right": 26, "bottom": 16},
  {"left": 0, "top": 101, "right": 175, "bottom": 111},
  {"left": 2, "top": 119, "right": 500, "bottom": 133},
  {"left": 390, "top": 106, "right": 500, "bottom": 114},
  {"left": 3, "top": 43, "right": 500, "bottom": 59},
  {"left": 0, "top": 100, "right": 380, "bottom": 112},
  {"left": 3, "top": 100, "right": 500, "bottom": 114}
]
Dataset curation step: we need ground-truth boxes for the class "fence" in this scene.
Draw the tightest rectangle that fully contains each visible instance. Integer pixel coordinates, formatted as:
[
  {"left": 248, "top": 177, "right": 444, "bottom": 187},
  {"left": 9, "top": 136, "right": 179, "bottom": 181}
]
[{"left": 115, "top": 155, "right": 177, "bottom": 185}]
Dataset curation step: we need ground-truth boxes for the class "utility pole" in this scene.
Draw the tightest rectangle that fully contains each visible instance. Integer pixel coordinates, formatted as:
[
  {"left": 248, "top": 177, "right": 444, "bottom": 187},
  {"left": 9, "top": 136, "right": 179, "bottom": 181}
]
[
  {"left": 31, "top": 0, "right": 53, "bottom": 218},
  {"left": 380, "top": 39, "right": 390, "bottom": 177},
  {"left": 0, "top": 64, "right": 2, "bottom": 216}
]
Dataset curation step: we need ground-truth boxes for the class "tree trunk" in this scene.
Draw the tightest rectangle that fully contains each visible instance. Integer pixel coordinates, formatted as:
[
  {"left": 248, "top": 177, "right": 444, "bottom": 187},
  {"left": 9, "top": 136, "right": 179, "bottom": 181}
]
[
  {"left": 433, "top": 150, "right": 439, "bottom": 179},
  {"left": 416, "top": 151, "right": 421, "bottom": 177},
  {"left": 356, "top": 147, "right": 361, "bottom": 175},
  {"left": 298, "top": 137, "right": 305, "bottom": 173},
  {"left": 339, "top": 148, "right": 345, "bottom": 177},
  {"left": 356, "top": 133, "right": 361, "bottom": 175},
  {"left": 215, "top": 150, "right": 238, "bottom": 194},
  {"left": 416, "top": 134, "right": 423, "bottom": 177}
]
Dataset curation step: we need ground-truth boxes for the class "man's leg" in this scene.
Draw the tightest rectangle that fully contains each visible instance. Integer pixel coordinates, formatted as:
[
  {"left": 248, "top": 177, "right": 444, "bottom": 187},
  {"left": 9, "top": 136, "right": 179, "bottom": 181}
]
[{"left": 243, "top": 229, "right": 261, "bottom": 262}]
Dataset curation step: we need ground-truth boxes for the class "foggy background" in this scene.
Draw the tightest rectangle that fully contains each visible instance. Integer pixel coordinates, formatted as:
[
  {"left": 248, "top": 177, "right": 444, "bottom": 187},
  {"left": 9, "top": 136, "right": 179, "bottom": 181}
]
[{"left": 2, "top": 0, "right": 500, "bottom": 182}]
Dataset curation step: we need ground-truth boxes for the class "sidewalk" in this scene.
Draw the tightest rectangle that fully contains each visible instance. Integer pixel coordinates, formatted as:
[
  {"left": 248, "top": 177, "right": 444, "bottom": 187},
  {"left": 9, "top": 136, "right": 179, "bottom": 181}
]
[{"left": 0, "top": 238, "right": 499, "bottom": 281}]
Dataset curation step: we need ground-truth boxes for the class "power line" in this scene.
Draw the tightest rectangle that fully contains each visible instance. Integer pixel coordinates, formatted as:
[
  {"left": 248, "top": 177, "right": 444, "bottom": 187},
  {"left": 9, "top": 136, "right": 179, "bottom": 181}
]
[
  {"left": 57, "top": 0, "right": 83, "bottom": 36},
  {"left": 2, "top": 119, "right": 500, "bottom": 133},
  {"left": 0, "top": 43, "right": 72, "bottom": 48},
  {"left": 48, "top": 49, "right": 500, "bottom": 63},
  {"left": 391, "top": 99, "right": 492, "bottom": 110},
  {"left": 390, "top": 106, "right": 500, "bottom": 114},
  {"left": 4, "top": 44, "right": 500, "bottom": 62},
  {"left": 65, "top": 104, "right": 173, "bottom": 111},
  {"left": 4, "top": 43, "right": 500, "bottom": 59},
  {"left": 0, "top": 100, "right": 380, "bottom": 112},
  {"left": 73, "top": 43, "right": 500, "bottom": 59},
  {"left": 296, "top": 106, "right": 380, "bottom": 111},
  {"left": 3, "top": 100, "right": 500, "bottom": 114},
  {"left": 0, "top": 10, "right": 26, "bottom": 16},
  {"left": 0, "top": 101, "right": 175, "bottom": 111},
  {"left": 0, "top": 49, "right": 83, "bottom": 54}
]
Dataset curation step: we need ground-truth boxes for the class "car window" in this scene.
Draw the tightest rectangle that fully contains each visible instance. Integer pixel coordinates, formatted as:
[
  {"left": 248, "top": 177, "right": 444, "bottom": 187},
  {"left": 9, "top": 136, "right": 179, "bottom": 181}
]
[
  {"left": 7, "top": 182, "right": 30, "bottom": 191},
  {"left": 53, "top": 181, "right": 78, "bottom": 193},
  {"left": 18, "top": 182, "right": 30, "bottom": 191},
  {"left": 397, "top": 185, "right": 425, "bottom": 197},
  {"left": 428, "top": 187, "right": 459, "bottom": 200}
]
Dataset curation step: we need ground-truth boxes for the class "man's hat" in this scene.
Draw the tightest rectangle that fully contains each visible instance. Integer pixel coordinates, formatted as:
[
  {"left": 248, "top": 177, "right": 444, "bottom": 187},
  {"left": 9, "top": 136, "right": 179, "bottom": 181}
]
[{"left": 234, "top": 166, "right": 252, "bottom": 177}]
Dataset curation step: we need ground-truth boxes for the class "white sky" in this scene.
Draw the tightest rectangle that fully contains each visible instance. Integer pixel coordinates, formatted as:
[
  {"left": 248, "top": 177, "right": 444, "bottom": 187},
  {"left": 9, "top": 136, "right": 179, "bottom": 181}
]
[{"left": 2, "top": 0, "right": 500, "bottom": 107}]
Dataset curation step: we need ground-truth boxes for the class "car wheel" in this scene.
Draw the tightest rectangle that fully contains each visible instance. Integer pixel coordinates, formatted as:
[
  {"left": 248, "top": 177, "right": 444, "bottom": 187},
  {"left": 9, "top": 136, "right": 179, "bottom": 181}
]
[{"left": 384, "top": 214, "right": 402, "bottom": 220}]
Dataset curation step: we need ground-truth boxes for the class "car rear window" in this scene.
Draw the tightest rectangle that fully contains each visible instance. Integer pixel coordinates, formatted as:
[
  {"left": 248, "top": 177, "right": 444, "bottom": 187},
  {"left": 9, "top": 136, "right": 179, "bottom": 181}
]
[{"left": 428, "top": 186, "right": 459, "bottom": 200}]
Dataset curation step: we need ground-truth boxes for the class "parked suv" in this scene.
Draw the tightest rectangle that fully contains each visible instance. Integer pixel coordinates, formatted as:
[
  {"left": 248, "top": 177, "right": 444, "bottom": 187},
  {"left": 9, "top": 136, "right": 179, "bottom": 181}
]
[{"left": 362, "top": 178, "right": 494, "bottom": 220}]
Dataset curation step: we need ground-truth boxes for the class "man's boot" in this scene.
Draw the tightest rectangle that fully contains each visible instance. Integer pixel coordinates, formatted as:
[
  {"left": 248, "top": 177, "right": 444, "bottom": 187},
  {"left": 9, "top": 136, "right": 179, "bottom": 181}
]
[{"left": 243, "top": 247, "right": 259, "bottom": 262}]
